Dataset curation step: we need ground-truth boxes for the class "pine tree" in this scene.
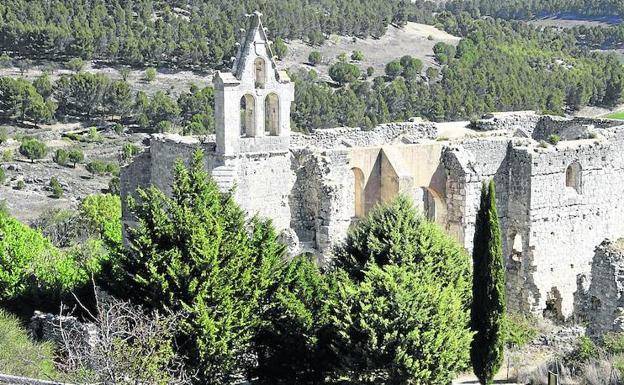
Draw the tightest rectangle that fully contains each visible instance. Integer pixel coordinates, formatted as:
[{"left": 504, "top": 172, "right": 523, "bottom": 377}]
[
  {"left": 120, "top": 148, "right": 286, "bottom": 384},
  {"left": 470, "top": 180, "right": 506, "bottom": 385}
]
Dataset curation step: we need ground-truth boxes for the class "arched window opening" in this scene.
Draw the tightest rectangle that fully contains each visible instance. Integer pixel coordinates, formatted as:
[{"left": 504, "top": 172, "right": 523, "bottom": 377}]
[
  {"left": 254, "top": 57, "right": 266, "bottom": 88},
  {"left": 565, "top": 162, "right": 582, "bottom": 194},
  {"left": 240, "top": 94, "right": 255, "bottom": 137},
  {"left": 353, "top": 168, "right": 366, "bottom": 218},
  {"left": 265, "top": 93, "right": 279, "bottom": 136}
]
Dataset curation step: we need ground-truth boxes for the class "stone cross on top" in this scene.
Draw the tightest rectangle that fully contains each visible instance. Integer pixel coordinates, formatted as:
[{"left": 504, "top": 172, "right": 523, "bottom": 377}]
[{"left": 213, "top": 11, "right": 295, "bottom": 156}]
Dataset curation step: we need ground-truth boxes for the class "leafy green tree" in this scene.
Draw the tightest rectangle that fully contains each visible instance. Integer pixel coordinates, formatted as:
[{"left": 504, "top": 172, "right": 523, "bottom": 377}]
[
  {"left": 120, "top": 143, "right": 141, "bottom": 163},
  {"left": 146, "top": 91, "right": 181, "bottom": 129},
  {"left": 178, "top": 85, "right": 214, "bottom": 134},
  {"left": 330, "top": 263, "right": 472, "bottom": 385},
  {"left": 68, "top": 148, "right": 84, "bottom": 167},
  {"left": 79, "top": 194, "right": 122, "bottom": 249},
  {"left": 53, "top": 148, "right": 69, "bottom": 166},
  {"left": 331, "top": 195, "right": 473, "bottom": 385},
  {"left": 329, "top": 62, "right": 360, "bottom": 85},
  {"left": 0, "top": 77, "right": 55, "bottom": 124},
  {"left": 65, "top": 57, "right": 84, "bottom": 72},
  {"left": 86, "top": 160, "right": 117, "bottom": 176},
  {"left": 49, "top": 177, "right": 63, "bottom": 198},
  {"left": 308, "top": 51, "right": 322, "bottom": 66},
  {"left": 119, "top": 149, "right": 286, "bottom": 384},
  {"left": 33, "top": 73, "right": 53, "bottom": 99},
  {"left": 433, "top": 42, "right": 456, "bottom": 64},
  {"left": 385, "top": 60, "right": 403, "bottom": 78},
  {"left": 253, "top": 256, "right": 334, "bottom": 385},
  {"left": 54, "top": 72, "right": 110, "bottom": 118},
  {"left": 144, "top": 67, "right": 157, "bottom": 82},
  {"left": 471, "top": 180, "right": 505, "bottom": 385},
  {"left": 272, "top": 37, "right": 288, "bottom": 59},
  {"left": 19, "top": 138, "right": 47, "bottom": 163},
  {"left": 400, "top": 55, "right": 423, "bottom": 79},
  {"left": 0, "top": 210, "right": 92, "bottom": 313},
  {"left": 0, "top": 309, "right": 59, "bottom": 379},
  {"left": 104, "top": 80, "right": 133, "bottom": 120},
  {"left": 351, "top": 50, "right": 364, "bottom": 61},
  {"left": 335, "top": 195, "right": 471, "bottom": 287}
]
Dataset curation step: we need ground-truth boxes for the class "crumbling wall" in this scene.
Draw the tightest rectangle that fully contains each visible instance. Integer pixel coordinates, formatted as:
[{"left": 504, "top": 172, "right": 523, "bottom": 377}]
[
  {"left": 290, "top": 122, "right": 437, "bottom": 149},
  {"left": 234, "top": 149, "right": 295, "bottom": 232},
  {"left": 525, "top": 138, "right": 624, "bottom": 320},
  {"left": 576, "top": 239, "right": 624, "bottom": 336},
  {"left": 473, "top": 111, "right": 541, "bottom": 135},
  {"left": 504, "top": 146, "right": 540, "bottom": 315},
  {"left": 290, "top": 149, "right": 353, "bottom": 262},
  {"left": 532, "top": 116, "right": 621, "bottom": 142}
]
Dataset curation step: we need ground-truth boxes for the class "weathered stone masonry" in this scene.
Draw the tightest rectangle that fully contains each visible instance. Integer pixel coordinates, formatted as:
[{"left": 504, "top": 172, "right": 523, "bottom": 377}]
[{"left": 122, "top": 13, "right": 624, "bottom": 323}]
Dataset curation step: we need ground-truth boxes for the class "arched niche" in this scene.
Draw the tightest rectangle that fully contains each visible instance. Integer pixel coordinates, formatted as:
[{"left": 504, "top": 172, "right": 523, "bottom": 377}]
[
  {"left": 240, "top": 94, "right": 255, "bottom": 137},
  {"left": 265, "top": 93, "right": 279, "bottom": 136},
  {"left": 352, "top": 167, "right": 366, "bottom": 218},
  {"left": 254, "top": 57, "right": 266, "bottom": 88},
  {"left": 418, "top": 187, "right": 447, "bottom": 224},
  {"left": 565, "top": 161, "right": 582, "bottom": 194}
]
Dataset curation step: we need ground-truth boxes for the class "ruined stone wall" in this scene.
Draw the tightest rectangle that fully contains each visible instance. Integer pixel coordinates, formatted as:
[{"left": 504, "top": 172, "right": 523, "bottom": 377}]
[
  {"left": 473, "top": 111, "right": 540, "bottom": 134},
  {"left": 523, "top": 138, "right": 624, "bottom": 319},
  {"left": 505, "top": 146, "right": 539, "bottom": 315},
  {"left": 291, "top": 122, "right": 437, "bottom": 150},
  {"left": 576, "top": 239, "right": 624, "bottom": 336},
  {"left": 289, "top": 148, "right": 353, "bottom": 261},
  {"left": 452, "top": 138, "right": 512, "bottom": 252},
  {"left": 233, "top": 149, "right": 295, "bottom": 233}
]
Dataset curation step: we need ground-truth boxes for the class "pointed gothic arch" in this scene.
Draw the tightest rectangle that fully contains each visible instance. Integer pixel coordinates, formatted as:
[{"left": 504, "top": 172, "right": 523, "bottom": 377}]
[
  {"left": 240, "top": 94, "right": 256, "bottom": 137},
  {"left": 265, "top": 93, "right": 280, "bottom": 136}
]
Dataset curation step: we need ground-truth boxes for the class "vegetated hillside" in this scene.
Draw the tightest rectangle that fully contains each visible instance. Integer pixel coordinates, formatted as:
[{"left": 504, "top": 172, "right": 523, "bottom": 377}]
[
  {"left": 283, "top": 22, "right": 460, "bottom": 82},
  {"left": 291, "top": 14, "right": 624, "bottom": 131},
  {"left": 0, "top": 0, "right": 437, "bottom": 69},
  {"left": 444, "top": 0, "right": 624, "bottom": 19}
]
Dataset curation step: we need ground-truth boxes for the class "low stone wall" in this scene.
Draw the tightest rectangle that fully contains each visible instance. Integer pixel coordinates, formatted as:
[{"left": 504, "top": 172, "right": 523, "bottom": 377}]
[
  {"left": 473, "top": 111, "right": 540, "bottom": 134},
  {"left": 291, "top": 122, "right": 438, "bottom": 149}
]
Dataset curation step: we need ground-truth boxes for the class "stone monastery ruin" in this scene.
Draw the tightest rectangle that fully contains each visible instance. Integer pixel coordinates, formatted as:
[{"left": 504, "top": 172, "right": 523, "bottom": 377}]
[{"left": 122, "top": 13, "right": 624, "bottom": 327}]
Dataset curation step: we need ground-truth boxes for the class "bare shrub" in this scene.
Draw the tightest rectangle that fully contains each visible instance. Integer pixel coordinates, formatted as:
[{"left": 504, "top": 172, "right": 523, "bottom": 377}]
[
  {"left": 581, "top": 357, "right": 620, "bottom": 385},
  {"left": 57, "top": 294, "right": 192, "bottom": 385},
  {"left": 519, "top": 360, "right": 575, "bottom": 385}
]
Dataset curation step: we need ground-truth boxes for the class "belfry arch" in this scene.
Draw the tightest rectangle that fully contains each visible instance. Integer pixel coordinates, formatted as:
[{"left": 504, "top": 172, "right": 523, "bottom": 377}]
[
  {"left": 265, "top": 93, "right": 280, "bottom": 136},
  {"left": 240, "top": 94, "right": 255, "bottom": 137}
]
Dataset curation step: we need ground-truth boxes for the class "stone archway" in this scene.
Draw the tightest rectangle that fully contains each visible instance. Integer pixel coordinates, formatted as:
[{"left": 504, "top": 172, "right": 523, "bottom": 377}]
[
  {"left": 254, "top": 57, "right": 266, "bottom": 88},
  {"left": 240, "top": 94, "right": 256, "bottom": 136},
  {"left": 265, "top": 93, "right": 279, "bottom": 136}
]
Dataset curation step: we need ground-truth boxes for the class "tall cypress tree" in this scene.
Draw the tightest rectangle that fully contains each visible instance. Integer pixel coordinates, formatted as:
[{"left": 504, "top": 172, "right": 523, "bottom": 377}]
[{"left": 470, "top": 180, "right": 506, "bottom": 385}]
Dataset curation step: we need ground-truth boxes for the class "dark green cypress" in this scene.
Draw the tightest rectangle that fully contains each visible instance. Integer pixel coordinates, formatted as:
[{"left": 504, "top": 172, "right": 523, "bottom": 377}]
[{"left": 470, "top": 180, "right": 506, "bottom": 385}]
